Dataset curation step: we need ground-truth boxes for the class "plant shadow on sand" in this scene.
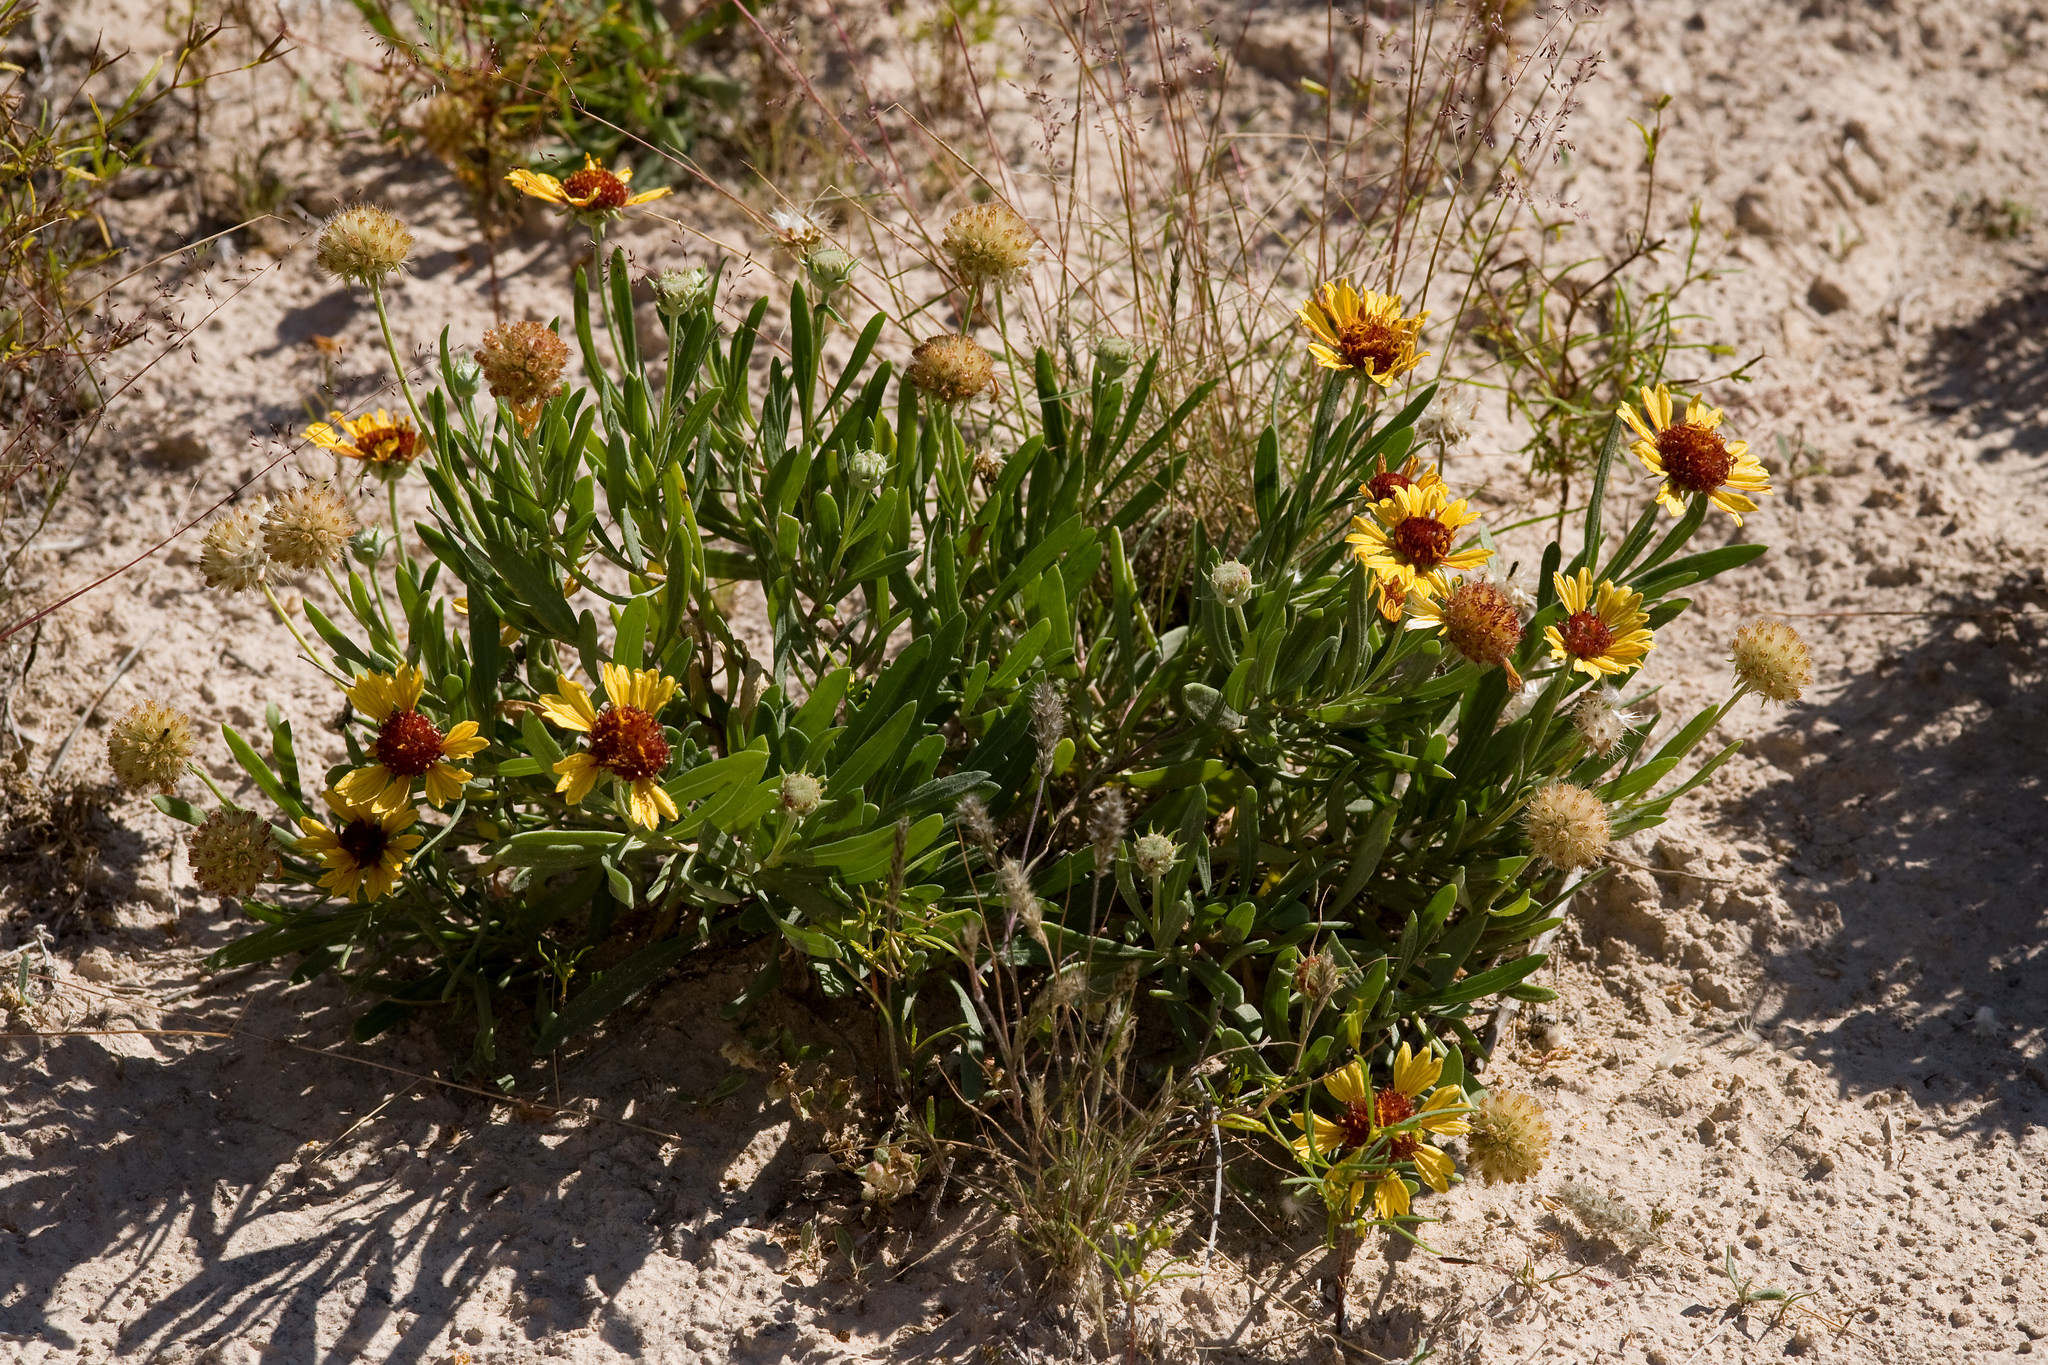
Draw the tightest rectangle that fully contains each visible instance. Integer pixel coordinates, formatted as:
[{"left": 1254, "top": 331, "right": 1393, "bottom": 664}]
[
  {"left": 1746, "top": 567, "right": 2048, "bottom": 1136},
  {"left": 1918, "top": 265, "right": 2048, "bottom": 458},
  {"left": 0, "top": 946, "right": 939, "bottom": 1362}
]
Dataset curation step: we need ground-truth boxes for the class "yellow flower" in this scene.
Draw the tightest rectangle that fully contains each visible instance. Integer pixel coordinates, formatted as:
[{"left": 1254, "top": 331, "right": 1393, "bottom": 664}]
[
  {"left": 507, "top": 155, "right": 672, "bottom": 221},
  {"left": 1345, "top": 481, "right": 1492, "bottom": 621},
  {"left": 1373, "top": 1171, "right": 1414, "bottom": 1221},
  {"left": 1543, "top": 569, "right": 1654, "bottom": 678},
  {"left": 334, "top": 664, "right": 486, "bottom": 812},
  {"left": 537, "top": 663, "right": 680, "bottom": 829},
  {"left": 296, "top": 790, "right": 423, "bottom": 902},
  {"left": 1617, "top": 383, "right": 1771, "bottom": 525},
  {"left": 1296, "top": 281, "right": 1429, "bottom": 385},
  {"left": 1359, "top": 455, "right": 1444, "bottom": 507},
  {"left": 306, "top": 409, "right": 423, "bottom": 478},
  {"left": 1292, "top": 1044, "right": 1470, "bottom": 1216}
]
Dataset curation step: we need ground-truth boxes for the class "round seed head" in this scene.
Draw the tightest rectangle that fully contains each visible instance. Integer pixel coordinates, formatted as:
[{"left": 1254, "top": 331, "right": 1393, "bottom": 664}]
[
  {"left": 1464, "top": 1090, "right": 1553, "bottom": 1186},
  {"left": 476, "top": 320, "right": 569, "bottom": 411},
  {"left": 941, "top": 201, "right": 1036, "bottom": 290},
  {"left": 199, "top": 497, "right": 272, "bottom": 594},
  {"left": 315, "top": 204, "right": 414, "bottom": 286},
  {"left": 1439, "top": 577, "right": 1524, "bottom": 671},
  {"left": 652, "top": 265, "right": 714, "bottom": 318},
  {"left": 1570, "top": 686, "right": 1637, "bottom": 757},
  {"left": 1133, "top": 831, "right": 1178, "bottom": 879},
  {"left": 1524, "top": 781, "right": 1610, "bottom": 869},
  {"left": 188, "top": 806, "right": 275, "bottom": 899},
  {"left": 779, "top": 771, "right": 822, "bottom": 817},
  {"left": 1210, "top": 559, "right": 1254, "bottom": 609},
  {"left": 1730, "top": 619, "right": 1813, "bottom": 703},
  {"left": 848, "top": 447, "right": 889, "bottom": 489},
  {"left": 263, "top": 483, "right": 356, "bottom": 571},
  {"left": 106, "top": 699, "right": 195, "bottom": 795},
  {"left": 906, "top": 334, "right": 996, "bottom": 406}
]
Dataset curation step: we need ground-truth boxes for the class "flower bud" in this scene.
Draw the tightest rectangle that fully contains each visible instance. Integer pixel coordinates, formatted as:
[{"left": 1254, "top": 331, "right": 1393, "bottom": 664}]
[
  {"left": 804, "top": 246, "right": 857, "bottom": 295},
  {"left": 1133, "top": 831, "right": 1178, "bottom": 879},
  {"left": 652, "top": 265, "right": 713, "bottom": 318},
  {"left": 848, "top": 447, "right": 889, "bottom": 490},
  {"left": 1210, "top": 559, "right": 1254, "bottom": 608},
  {"left": 1093, "top": 336, "right": 1136, "bottom": 375},
  {"left": 1524, "top": 781, "right": 1610, "bottom": 869},
  {"left": 779, "top": 771, "right": 822, "bottom": 817}
]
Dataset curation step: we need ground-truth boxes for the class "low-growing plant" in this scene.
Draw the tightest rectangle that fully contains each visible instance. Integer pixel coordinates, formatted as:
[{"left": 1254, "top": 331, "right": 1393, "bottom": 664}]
[{"left": 153, "top": 165, "right": 1788, "bottom": 1271}]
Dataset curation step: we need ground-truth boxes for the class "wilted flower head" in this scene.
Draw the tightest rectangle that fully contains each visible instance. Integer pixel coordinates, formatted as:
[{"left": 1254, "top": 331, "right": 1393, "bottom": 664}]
[
  {"left": 779, "top": 771, "right": 822, "bottom": 817},
  {"left": 770, "top": 206, "right": 830, "bottom": 255},
  {"left": 199, "top": 498, "right": 272, "bottom": 594},
  {"left": 1416, "top": 394, "right": 1479, "bottom": 457},
  {"left": 1210, "top": 559, "right": 1255, "bottom": 609},
  {"left": 858, "top": 1143, "right": 920, "bottom": 1206},
  {"left": 848, "top": 447, "right": 889, "bottom": 490},
  {"left": 1524, "top": 782, "right": 1610, "bottom": 869},
  {"left": 941, "top": 201, "right": 1036, "bottom": 291},
  {"left": 1730, "top": 619, "right": 1813, "bottom": 703},
  {"left": 263, "top": 482, "right": 356, "bottom": 571},
  {"left": 1410, "top": 574, "right": 1524, "bottom": 688},
  {"left": 315, "top": 205, "right": 413, "bottom": 286},
  {"left": 972, "top": 448, "right": 1007, "bottom": 482},
  {"left": 804, "top": 246, "right": 857, "bottom": 295},
  {"left": 1293, "top": 952, "right": 1344, "bottom": 1003},
  {"left": 906, "top": 334, "right": 996, "bottom": 406},
  {"left": 476, "top": 320, "right": 569, "bottom": 422},
  {"left": 1133, "top": 831, "right": 1178, "bottom": 879},
  {"left": 1571, "top": 686, "right": 1640, "bottom": 756},
  {"left": 107, "top": 700, "right": 195, "bottom": 794},
  {"left": 188, "top": 806, "right": 274, "bottom": 898},
  {"left": 651, "top": 266, "right": 713, "bottom": 319}
]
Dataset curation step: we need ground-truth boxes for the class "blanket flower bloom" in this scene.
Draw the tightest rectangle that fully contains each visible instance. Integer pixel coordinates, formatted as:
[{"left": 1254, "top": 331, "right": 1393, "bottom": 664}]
[{"left": 538, "top": 663, "right": 680, "bottom": 829}]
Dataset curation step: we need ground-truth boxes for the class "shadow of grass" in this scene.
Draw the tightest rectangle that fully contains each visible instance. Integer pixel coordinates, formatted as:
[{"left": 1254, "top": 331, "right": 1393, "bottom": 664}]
[{"left": 1916, "top": 268, "right": 2048, "bottom": 457}]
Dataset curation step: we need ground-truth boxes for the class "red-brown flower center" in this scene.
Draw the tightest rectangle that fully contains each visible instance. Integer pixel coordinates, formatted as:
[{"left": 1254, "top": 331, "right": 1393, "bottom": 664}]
[
  {"left": 1559, "top": 609, "right": 1615, "bottom": 659},
  {"left": 1334, "top": 1099, "right": 1378, "bottom": 1151},
  {"left": 1655, "top": 421, "right": 1734, "bottom": 495},
  {"left": 588, "top": 705, "right": 670, "bottom": 782},
  {"left": 354, "top": 423, "right": 419, "bottom": 465},
  {"left": 337, "top": 818, "right": 390, "bottom": 870},
  {"left": 374, "top": 709, "right": 446, "bottom": 777},
  {"left": 1337, "top": 317, "right": 1403, "bottom": 374},
  {"left": 561, "top": 166, "right": 629, "bottom": 210},
  {"left": 1365, "top": 468, "right": 1413, "bottom": 503},
  {"left": 1391, "top": 514, "right": 1453, "bottom": 568}
]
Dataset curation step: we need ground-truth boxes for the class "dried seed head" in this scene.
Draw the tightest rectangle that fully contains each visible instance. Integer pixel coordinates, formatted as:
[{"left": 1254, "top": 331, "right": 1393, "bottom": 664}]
[
  {"left": 779, "top": 771, "right": 822, "bottom": 817},
  {"left": 1730, "top": 619, "right": 1813, "bottom": 703},
  {"left": 941, "top": 201, "right": 1036, "bottom": 290},
  {"left": 906, "top": 334, "right": 996, "bottom": 406},
  {"left": 1464, "top": 1090, "right": 1553, "bottom": 1186},
  {"left": 956, "top": 794, "right": 998, "bottom": 857},
  {"left": 476, "top": 320, "right": 569, "bottom": 411},
  {"left": 315, "top": 205, "right": 414, "bottom": 286},
  {"left": 1210, "top": 559, "right": 1255, "bottom": 609},
  {"left": 1133, "top": 831, "right": 1178, "bottom": 879},
  {"left": 972, "top": 447, "right": 1007, "bottom": 482},
  {"left": 770, "top": 207, "right": 830, "bottom": 256},
  {"left": 106, "top": 700, "right": 195, "bottom": 794},
  {"left": 1524, "top": 781, "right": 1610, "bottom": 869},
  {"left": 804, "top": 245, "right": 857, "bottom": 294},
  {"left": 1570, "top": 686, "right": 1638, "bottom": 757},
  {"left": 263, "top": 482, "right": 356, "bottom": 571},
  {"left": 1293, "top": 952, "right": 1344, "bottom": 1003},
  {"left": 188, "top": 806, "right": 274, "bottom": 899},
  {"left": 848, "top": 447, "right": 889, "bottom": 489},
  {"left": 1439, "top": 577, "right": 1525, "bottom": 673},
  {"left": 418, "top": 92, "right": 480, "bottom": 170},
  {"left": 652, "top": 266, "right": 713, "bottom": 318},
  {"left": 999, "top": 857, "right": 1043, "bottom": 942},
  {"left": 1030, "top": 680, "right": 1065, "bottom": 769},
  {"left": 199, "top": 498, "right": 272, "bottom": 594},
  {"left": 858, "top": 1144, "right": 920, "bottom": 1206},
  {"left": 1088, "top": 788, "right": 1128, "bottom": 874}
]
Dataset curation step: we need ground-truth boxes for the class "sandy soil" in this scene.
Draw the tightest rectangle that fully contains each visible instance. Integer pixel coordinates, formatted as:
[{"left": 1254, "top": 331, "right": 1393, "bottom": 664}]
[{"left": 4, "top": 0, "right": 2048, "bottom": 1361}]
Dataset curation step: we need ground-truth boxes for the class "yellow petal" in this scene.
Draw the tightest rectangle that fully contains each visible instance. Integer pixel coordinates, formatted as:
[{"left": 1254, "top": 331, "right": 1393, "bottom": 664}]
[
  {"left": 1324, "top": 1060, "right": 1370, "bottom": 1105},
  {"left": 1391, "top": 1043, "right": 1442, "bottom": 1098},
  {"left": 1373, "top": 1172, "right": 1411, "bottom": 1220},
  {"left": 1412, "top": 1142, "right": 1455, "bottom": 1192},
  {"left": 553, "top": 753, "right": 601, "bottom": 805}
]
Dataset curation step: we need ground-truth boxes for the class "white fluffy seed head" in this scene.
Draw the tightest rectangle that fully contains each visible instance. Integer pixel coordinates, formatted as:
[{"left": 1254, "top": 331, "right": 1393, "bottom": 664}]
[
  {"left": 1570, "top": 687, "right": 1638, "bottom": 757},
  {"left": 1730, "top": 619, "right": 1813, "bottom": 703},
  {"left": 199, "top": 498, "right": 272, "bottom": 594},
  {"left": 1524, "top": 781, "right": 1610, "bottom": 869}
]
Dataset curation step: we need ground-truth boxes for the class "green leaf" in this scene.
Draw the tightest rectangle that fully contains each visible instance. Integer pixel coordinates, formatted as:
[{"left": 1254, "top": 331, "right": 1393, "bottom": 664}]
[
  {"left": 533, "top": 936, "right": 692, "bottom": 1053},
  {"left": 1125, "top": 759, "right": 1233, "bottom": 791}
]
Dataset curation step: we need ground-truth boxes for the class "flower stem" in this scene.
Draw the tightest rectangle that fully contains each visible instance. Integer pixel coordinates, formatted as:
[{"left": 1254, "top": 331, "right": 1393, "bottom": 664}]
[
  {"left": 262, "top": 582, "right": 349, "bottom": 686},
  {"left": 369, "top": 282, "right": 427, "bottom": 438}
]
